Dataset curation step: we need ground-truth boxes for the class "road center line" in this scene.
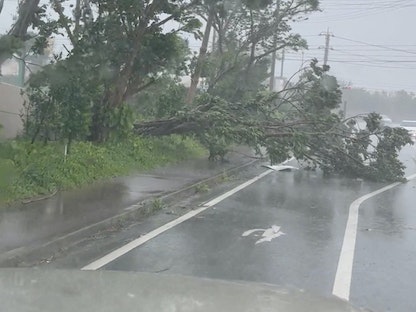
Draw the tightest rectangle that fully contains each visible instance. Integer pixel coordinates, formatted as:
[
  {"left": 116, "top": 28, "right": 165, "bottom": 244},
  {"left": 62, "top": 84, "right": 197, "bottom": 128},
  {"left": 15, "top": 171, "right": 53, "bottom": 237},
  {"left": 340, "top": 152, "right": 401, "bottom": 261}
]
[
  {"left": 81, "top": 169, "right": 273, "bottom": 271},
  {"left": 332, "top": 173, "right": 416, "bottom": 301}
]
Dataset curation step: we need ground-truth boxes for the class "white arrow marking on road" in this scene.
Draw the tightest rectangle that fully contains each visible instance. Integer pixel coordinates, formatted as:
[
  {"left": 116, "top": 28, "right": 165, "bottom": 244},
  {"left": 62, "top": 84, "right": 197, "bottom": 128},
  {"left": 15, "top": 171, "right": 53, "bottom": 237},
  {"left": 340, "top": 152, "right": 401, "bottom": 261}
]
[
  {"left": 82, "top": 169, "right": 275, "bottom": 270},
  {"left": 82, "top": 158, "right": 296, "bottom": 271},
  {"left": 242, "top": 225, "right": 285, "bottom": 244},
  {"left": 332, "top": 172, "right": 416, "bottom": 301}
]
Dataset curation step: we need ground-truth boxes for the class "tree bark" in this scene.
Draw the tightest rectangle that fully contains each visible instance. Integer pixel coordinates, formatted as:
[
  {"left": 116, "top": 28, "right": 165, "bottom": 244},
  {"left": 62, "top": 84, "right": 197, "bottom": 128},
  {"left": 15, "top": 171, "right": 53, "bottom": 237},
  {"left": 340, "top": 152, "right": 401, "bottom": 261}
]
[
  {"left": 186, "top": 6, "right": 214, "bottom": 104},
  {"left": 0, "top": 0, "right": 40, "bottom": 66},
  {"left": 8, "top": 0, "right": 40, "bottom": 38},
  {"left": 73, "top": 0, "right": 82, "bottom": 38},
  {"left": 134, "top": 118, "right": 207, "bottom": 136},
  {"left": 0, "top": 0, "right": 4, "bottom": 15}
]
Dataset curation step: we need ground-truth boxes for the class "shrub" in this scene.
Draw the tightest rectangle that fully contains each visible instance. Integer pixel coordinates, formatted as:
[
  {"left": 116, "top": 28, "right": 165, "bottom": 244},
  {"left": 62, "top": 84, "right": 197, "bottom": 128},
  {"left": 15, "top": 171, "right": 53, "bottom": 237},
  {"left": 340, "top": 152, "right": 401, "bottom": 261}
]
[{"left": 0, "top": 135, "right": 206, "bottom": 203}]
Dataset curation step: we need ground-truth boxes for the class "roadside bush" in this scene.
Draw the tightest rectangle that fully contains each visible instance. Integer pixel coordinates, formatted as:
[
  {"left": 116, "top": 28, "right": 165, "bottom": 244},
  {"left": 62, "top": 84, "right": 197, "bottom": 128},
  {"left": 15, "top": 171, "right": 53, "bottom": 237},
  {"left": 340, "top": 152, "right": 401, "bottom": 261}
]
[{"left": 0, "top": 135, "right": 206, "bottom": 203}]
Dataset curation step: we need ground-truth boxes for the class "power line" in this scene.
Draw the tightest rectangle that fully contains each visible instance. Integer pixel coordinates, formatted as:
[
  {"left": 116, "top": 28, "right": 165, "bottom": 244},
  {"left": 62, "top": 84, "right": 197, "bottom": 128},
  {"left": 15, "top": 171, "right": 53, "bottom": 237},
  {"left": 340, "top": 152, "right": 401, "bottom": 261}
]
[
  {"left": 304, "top": 1, "right": 416, "bottom": 23},
  {"left": 328, "top": 60, "right": 416, "bottom": 70},
  {"left": 324, "top": 0, "right": 411, "bottom": 8},
  {"left": 284, "top": 57, "right": 416, "bottom": 70},
  {"left": 0, "top": 109, "right": 19, "bottom": 116},
  {"left": 333, "top": 35, "right": 416, "bottom": 55},
  {"left": 331, "top": 49, "right": 416, "bottom": 63}
]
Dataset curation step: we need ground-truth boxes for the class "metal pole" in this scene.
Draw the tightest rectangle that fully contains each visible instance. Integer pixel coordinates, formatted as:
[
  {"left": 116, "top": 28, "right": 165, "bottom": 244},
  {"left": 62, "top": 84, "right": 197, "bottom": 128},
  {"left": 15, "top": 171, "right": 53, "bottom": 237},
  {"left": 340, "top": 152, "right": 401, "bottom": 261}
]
[
  {"left": 280, "top": 48, "right": 285, "bottom": 77},
  {"left": 269, "top": 50, "right": 276, "bottom": 91},
  {"left": 323, "top": 28, "right": 331, "bottom": 66},
  {"left": 269, "top": 0, "right": 281, "bottom": 91}
]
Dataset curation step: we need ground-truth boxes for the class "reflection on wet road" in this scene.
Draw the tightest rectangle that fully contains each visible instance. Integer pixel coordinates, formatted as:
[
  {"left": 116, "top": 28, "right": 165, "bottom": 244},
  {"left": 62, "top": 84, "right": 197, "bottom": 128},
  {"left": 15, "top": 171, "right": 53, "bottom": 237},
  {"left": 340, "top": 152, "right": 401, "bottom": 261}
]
[
  {"left": 0, "top": 176, "right": 176, "bottom": 253},
  {"left": 0, "top": 155, "right": 253, "bottom": 255},
  {"left": 351, "top": 178, "right": 416, "bottom": 312},
  {"left": 101, "top": 145, "right": 416, "bottom": 311},
  {"left": 104, "top": 169, "right": 380, "bottom": 295}
]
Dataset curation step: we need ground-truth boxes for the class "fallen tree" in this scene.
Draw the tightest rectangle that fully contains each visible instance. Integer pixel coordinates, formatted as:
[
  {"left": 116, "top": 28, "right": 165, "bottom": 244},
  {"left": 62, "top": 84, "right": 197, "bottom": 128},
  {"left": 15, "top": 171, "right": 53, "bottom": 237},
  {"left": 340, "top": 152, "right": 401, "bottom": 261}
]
[
  {"left": 134, "top": 61, "right": 413, "bottom": 182},
  {"left": 11, "top": 1, "right": 412, "bottom": 183}
]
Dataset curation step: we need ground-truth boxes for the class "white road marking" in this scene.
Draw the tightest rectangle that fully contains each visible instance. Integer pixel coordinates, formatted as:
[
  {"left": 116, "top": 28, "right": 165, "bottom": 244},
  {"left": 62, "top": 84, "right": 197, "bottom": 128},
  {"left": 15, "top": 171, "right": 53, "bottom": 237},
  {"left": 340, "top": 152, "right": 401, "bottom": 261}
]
[
  {"left": 81, "top": 169, "right": 274, "bottom": 271},
  {"left": 332, "top": 173, "right": 416, "bottom": 301},
  {"left": 242, "top": 225, "right": 285, "bottom": 244}
]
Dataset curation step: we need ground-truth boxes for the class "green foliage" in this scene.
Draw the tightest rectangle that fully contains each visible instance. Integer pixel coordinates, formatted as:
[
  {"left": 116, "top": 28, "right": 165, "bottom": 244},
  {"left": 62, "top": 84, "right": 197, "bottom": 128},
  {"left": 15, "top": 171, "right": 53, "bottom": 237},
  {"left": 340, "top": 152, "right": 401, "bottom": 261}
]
[
  {"left": 23, "top": 59, "right": 101, "bottom": 144},
  {"left": 0, "top": 35, "right": 24, "bottom": 60},
  {"left": 195, "top": 183, "right": 210, "bottom": 193},
  {"left": 134, "top": 78, "right": 187, "bottom": 119},
  {"left": 199, "top": 132, "right": 229, "bottom": 161},
  {"left": 107, "top": 105, "right": 135, "bottom": 141},
  {"left": 367, "top": 125, "right": 412, "bottom": 181},
  {"left": 205, "top": 51, "right": 271, "bottom": 103},
  {"left": 5, "top": 0, "right": 410, "bottom": 184},
  {"left": 288, "top": 70, "right": 413, "bottom": 182},
  {"left": 151, "top": 198, "right": 165, "bottom": 211},
  {"left": 311, "top": 120, "right": 413, "bottom": 182},
  {"left": 21, "top": 0, "right": 197, "bottom": 143},
  {"left": 200, "top": 0, "right": 318, "bottom": 102},
  {"left": 0, "top": 138, "right": 17, "bottom": 200},
  {"left": 219, "top": 171, "right": 232, "bottom": 182},
  {"left": 169, "top": 61, "right": 411, "bottom": 182},
  {"left": 0, "top": 136, "right": 206, "bottom": 203}
]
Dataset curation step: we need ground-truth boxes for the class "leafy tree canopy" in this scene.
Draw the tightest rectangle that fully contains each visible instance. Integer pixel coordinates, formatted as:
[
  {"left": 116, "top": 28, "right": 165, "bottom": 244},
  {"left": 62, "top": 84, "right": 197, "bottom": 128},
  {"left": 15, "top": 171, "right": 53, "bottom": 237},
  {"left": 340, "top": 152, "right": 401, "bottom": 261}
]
[{"left": 2, "top": 0, "right": 412, "bottom": 182}]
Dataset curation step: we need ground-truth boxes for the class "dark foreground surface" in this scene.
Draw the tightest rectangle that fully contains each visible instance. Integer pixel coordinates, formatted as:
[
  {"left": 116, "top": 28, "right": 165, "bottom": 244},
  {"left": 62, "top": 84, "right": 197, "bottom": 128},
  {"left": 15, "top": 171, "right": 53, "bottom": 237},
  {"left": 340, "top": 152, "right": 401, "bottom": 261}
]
[{"left": 0, "top": 269, "right": 364, "bottom": 312}]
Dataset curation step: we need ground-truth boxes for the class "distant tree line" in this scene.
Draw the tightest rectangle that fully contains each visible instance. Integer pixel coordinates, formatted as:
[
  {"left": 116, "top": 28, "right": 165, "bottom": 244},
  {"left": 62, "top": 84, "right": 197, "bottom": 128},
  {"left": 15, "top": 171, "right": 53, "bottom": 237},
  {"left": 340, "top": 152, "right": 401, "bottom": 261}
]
[{"left": 343, "top": 88, "right": 416, "bottom": 122}]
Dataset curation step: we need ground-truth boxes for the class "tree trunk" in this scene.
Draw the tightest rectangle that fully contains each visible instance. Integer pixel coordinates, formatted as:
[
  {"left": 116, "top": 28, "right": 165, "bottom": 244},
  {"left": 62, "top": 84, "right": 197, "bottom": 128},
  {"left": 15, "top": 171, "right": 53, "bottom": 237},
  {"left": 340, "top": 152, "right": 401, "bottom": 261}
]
[
  {"left": 186, "top": 6, "right": 214, "bottom": 105},
  {"left": 247, "top": 9, "right": 256, "bottom": 73},
  {"left": 89, "top": 27, "right": 144, "bottom": 142},
  {"left": 9, "top": 0, "right": 40, "bottom": 38},
  {"left": 106, "top": 25, "right": 146, "bottom": 109},
  {"left": 0, "top": 0, "right": 40, "bottom": 66},
  {"left": 73, "top": 0, "right": 82, "bottom": 38},
  {"left": 89, "top": 98, "right": 109, "bottom": 142}
]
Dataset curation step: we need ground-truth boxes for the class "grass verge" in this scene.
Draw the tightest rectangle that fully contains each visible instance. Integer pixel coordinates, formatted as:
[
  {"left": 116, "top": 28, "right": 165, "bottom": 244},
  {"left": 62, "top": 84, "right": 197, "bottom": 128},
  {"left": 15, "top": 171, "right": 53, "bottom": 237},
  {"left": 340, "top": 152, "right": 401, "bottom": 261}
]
[{"left": 0, "top": 135, "right": 206, "bottom": 204}]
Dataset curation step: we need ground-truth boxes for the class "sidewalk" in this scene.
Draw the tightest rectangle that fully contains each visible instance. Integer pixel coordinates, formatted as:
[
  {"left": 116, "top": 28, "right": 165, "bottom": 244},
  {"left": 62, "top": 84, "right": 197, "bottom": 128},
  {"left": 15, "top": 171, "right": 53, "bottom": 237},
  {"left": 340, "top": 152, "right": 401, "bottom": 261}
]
[{"left": 0, "top": 148, "right": 260, "bottom": 265}]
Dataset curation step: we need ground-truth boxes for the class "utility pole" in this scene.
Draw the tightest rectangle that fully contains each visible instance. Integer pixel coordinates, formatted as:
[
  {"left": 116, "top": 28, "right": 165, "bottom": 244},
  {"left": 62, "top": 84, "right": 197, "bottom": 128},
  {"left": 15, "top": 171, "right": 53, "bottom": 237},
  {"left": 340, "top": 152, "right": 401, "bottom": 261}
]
[
  {"left": 269, "top": 0, "right": 281, "bottom": 91},
  {"left": 279, "top": 48, "right": 285, "bottom": 77},
  {"left": 269, "top": 51, "right": 276, "bottom": 91},
  {"left": 18, "top": 57, "right": 25, "bottom": 86},
  {"left": 319, "top": 28, "right": 333, "bottom": 66}
]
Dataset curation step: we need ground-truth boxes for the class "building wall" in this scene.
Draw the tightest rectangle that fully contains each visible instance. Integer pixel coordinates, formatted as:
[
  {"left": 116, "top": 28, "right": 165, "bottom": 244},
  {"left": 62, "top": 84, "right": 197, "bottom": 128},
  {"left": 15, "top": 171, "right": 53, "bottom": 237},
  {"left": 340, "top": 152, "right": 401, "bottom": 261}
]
[{"left": 0, "top": 83, "right": 24, "bottom": 139}]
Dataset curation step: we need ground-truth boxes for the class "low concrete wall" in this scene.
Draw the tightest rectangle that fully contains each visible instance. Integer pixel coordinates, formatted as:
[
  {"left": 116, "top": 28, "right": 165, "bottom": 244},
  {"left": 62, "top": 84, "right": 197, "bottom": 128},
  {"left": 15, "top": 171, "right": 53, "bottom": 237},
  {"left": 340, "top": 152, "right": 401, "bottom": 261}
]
[{"left": 0, "top": 83, "right": 24, "bottom": 139}]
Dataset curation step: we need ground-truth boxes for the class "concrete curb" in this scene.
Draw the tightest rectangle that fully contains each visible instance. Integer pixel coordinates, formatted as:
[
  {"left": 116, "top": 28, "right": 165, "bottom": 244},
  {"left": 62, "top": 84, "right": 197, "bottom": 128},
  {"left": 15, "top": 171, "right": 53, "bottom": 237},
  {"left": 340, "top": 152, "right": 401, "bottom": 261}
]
[{"left": 0, "top": 158, "right": 263, "bottom": 267}]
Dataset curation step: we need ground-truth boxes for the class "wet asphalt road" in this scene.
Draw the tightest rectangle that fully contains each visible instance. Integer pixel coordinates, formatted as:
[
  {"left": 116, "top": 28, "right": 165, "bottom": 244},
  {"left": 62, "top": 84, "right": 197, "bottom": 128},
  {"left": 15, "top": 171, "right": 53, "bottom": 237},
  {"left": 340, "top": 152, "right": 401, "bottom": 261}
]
[
  {"left": 96, "top": 145, "right": 416, "bottom": 311},
  {"left": 351, "top": 179, "right": 416, "bottom": 312},
  {"left": 105, "top": 171, "right": 376, "bottom": 289},
  {"left": 0, "top": 151, "right": 254, "bottom": 256}
]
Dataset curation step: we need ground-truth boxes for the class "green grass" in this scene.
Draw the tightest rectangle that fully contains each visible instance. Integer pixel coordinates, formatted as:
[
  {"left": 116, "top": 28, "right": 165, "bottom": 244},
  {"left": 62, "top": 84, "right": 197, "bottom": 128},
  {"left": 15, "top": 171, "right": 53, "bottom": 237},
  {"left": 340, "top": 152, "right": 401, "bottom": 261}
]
[
  {"left": 151, "top": 198, "right": 165, "bottom": 211},
  {"left": 0, "top": 135, "right": 206, "bottom": 204},
  {"left": 195, "top": 183, "right": 210, "bottom": 193}
]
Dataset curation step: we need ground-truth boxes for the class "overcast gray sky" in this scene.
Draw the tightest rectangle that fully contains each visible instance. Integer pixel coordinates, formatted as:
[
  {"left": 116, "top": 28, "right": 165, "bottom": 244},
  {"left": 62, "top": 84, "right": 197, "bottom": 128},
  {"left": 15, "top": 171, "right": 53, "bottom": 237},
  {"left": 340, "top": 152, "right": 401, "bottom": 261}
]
[
  {"left": 288, "top": 0, "right": 416, "bottom": 92},
  {"left": 1, "top": 0, "right": 416, "bottom": 93}
]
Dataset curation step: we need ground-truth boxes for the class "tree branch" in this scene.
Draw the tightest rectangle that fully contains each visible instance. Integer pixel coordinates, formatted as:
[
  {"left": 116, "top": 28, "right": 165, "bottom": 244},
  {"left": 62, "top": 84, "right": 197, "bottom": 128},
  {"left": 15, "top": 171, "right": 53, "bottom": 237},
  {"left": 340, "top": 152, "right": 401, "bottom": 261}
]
[{"left": 51, "top": 0, "right": 77, "bottom": 46}]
